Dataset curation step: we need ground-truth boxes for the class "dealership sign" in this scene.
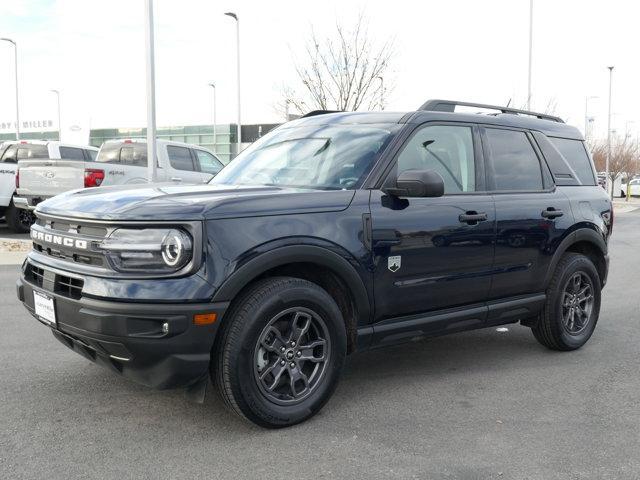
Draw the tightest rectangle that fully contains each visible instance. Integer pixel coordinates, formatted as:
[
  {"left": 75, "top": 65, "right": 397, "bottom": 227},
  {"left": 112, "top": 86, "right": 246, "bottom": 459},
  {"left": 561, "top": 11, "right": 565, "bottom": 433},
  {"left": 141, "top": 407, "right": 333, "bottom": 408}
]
[{"left": 0, "top": 119, "right": 54, "bottom": 131}]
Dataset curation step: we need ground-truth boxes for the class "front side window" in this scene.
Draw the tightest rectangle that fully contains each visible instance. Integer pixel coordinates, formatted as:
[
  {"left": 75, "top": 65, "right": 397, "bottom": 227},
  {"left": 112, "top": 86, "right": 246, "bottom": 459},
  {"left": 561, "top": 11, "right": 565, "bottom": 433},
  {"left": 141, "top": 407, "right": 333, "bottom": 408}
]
[
  {"left": 395, "top": 124, "right": 476, "bottom": 193},
  {"left": 211, "top": 124, "right": 399, "bottom": 190},
  {"left": 486, "top": 128, "right": 543, "bottom": 191},
  {"left": 59, "top": 146, "right": 85, "bottom": 161},
  {"left": 194, "top": 150, "right": 223, "bottom": 175},
  {"left": 167, "top": 145, "right": 195, "bottom": 172}
]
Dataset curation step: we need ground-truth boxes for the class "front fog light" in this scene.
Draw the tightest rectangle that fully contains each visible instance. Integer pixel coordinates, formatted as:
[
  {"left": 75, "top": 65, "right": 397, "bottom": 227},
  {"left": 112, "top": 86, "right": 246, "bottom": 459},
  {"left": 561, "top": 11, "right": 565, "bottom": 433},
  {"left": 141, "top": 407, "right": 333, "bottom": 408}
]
[{"left": 99, "top": 228, "right": 193, "bottom": 273}]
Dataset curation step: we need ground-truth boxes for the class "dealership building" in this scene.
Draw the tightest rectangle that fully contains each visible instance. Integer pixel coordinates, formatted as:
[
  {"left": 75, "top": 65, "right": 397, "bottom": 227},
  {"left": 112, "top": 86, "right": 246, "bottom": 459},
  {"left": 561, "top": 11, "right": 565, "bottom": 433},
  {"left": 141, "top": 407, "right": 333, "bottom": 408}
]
[{"left": 0, "top": 122, "right": 279, "bottom": 164}]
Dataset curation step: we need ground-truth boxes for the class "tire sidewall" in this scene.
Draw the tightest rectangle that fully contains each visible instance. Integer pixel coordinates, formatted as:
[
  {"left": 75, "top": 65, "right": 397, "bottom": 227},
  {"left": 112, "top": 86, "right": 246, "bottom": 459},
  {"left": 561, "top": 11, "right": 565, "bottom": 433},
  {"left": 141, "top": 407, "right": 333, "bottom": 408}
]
[
  {"left": 6, "top": 201, "right": 32, "bottom": 233},
  {"left": 550, "top": 256, "right": 601, "bottom": 349},
  {"left": 226, "top": 282, "right": 346, "bottom": 427}
]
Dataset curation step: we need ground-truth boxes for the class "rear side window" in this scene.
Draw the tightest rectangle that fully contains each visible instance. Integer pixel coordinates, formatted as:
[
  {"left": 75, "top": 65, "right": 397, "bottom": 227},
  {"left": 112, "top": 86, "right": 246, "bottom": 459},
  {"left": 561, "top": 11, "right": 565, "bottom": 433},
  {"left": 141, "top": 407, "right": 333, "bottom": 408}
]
[
  {"left": 59, "top": 146, "right": 85, "bottom": 161},
  {"left": 485, "top": 129, "right": 543, "bottom": 191},
  {"left": 167, "top": 146, "right": 196, "bottom": 171},
  {"left": 17, "top": 144, "right": 49, "bottom": 160},
  {"left": 549, "top": 138, "right": 596, "bottom": 185},
  {"left": 86, "top": 150, "right": 97, "bottom": 161}
]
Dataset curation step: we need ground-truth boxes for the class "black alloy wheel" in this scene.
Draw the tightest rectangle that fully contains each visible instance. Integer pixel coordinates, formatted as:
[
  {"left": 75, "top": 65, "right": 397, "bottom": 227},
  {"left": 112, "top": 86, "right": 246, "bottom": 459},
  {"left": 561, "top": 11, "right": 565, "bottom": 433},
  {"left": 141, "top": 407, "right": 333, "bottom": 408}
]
[
  {"left": 561, "top": 272, "right": 595, "bottom": 335},
  {"left": 254, "top": 307, "right": 330, "bottom": 405}
]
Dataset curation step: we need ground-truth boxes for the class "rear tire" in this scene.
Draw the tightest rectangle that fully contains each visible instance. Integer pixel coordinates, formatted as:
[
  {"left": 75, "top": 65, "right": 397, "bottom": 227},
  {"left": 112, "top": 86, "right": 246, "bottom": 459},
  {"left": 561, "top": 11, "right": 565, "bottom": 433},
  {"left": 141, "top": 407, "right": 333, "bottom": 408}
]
[
  {"left": 5, "top": 200, "right": 33, "bottom": 233},
  {"left": 213, "top": 277, "right": 347, "bottom": 428},
  {"left": 532, "top": 253, "right": 601, "bottom": 351}
]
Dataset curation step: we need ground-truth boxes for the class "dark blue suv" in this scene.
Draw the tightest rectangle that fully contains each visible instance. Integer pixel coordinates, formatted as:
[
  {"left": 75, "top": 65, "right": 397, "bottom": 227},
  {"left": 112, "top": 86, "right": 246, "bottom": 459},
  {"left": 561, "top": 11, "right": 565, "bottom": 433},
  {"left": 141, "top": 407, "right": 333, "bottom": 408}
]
[{"left": 17, "top": 100, "right": 612, "bottom": 428}]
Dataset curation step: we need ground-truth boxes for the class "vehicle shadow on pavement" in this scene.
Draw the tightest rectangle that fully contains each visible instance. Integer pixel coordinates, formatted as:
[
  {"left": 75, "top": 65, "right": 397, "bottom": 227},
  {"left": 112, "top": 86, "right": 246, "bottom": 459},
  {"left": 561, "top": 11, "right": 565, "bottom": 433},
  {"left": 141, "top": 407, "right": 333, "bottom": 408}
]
[{"left": 17, "top": 322, "right": 571, "bottom": 433}]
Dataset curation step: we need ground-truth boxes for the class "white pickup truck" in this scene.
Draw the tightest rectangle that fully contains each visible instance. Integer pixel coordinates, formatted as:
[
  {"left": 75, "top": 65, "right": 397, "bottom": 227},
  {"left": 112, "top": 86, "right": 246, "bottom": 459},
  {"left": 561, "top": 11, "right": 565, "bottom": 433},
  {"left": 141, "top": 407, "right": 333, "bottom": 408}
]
[
  {"left": 1, "top": 140, "right": 98, "bottom": 232},
  {"left": 14, "top": 138, "right": 224, "bottom": 222}
]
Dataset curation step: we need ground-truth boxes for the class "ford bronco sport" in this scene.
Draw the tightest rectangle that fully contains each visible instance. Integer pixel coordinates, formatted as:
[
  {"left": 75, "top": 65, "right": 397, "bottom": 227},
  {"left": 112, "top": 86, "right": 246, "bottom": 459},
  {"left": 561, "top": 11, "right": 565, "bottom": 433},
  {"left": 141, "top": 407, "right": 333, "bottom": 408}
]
[{"left": 17, "top": 100, "right": 612, "bottom": 428}]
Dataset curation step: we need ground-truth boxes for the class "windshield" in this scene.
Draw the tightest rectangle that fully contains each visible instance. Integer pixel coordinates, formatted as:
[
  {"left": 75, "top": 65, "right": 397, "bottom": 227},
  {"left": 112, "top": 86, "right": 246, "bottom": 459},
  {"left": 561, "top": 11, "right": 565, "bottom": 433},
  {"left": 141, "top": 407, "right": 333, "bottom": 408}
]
[{"left": 211, "top": 124, "right": 399, "bottom": 190}]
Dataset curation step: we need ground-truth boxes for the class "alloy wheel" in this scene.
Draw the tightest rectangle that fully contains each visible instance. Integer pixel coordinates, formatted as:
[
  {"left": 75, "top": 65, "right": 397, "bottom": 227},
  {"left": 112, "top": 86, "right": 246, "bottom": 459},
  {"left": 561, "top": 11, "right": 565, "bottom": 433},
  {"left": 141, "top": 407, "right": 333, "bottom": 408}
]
[
  {"left": 253, "top": 307, "right": 330, "bottom": 405},
  {"left": 561, "top": 271, "right": 594, "bottom": 335}
]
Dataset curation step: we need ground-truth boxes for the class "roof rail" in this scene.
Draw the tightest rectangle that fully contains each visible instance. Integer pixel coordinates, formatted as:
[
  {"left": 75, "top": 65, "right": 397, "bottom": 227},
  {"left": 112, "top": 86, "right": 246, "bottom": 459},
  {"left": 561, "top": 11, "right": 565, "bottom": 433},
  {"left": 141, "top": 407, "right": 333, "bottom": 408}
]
[
  {"left": 418, "top": 99, "right": 564, "bottom": 123},
  {"left": 301, "top": 110, "right": 341, "bottom": 118}
]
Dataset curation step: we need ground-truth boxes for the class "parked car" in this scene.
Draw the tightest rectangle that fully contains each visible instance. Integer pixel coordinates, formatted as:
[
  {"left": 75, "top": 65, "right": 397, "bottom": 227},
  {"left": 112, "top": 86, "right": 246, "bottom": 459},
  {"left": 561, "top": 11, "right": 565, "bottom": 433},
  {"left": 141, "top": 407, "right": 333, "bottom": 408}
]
[
  {"left": 17, "top": 100, "right": 612, "bottom": 428},
  {"left": 1, "top": 140, "right": 98, "bottom": 233},
  {"left": 619, "top": 177, "right": 640, "bottom": 197},
  {"left": 13, "top": 139, "right": 224, "bottom": 218}
]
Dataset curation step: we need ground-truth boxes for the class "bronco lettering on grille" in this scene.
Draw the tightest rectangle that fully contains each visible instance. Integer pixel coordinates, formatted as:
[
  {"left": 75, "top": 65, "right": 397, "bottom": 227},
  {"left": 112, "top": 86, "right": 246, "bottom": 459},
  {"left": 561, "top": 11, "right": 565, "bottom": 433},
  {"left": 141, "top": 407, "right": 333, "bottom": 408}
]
[{"left": 31, "top": 229, "right": 88, "bottom": 250}]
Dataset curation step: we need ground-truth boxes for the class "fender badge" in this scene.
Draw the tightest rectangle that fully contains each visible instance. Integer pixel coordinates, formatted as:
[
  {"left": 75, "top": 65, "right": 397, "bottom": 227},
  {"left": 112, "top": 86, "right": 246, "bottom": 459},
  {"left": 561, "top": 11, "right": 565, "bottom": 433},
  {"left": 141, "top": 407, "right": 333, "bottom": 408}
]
[{"left": 388, "top": 255, "right": 401, "bottom": 272}]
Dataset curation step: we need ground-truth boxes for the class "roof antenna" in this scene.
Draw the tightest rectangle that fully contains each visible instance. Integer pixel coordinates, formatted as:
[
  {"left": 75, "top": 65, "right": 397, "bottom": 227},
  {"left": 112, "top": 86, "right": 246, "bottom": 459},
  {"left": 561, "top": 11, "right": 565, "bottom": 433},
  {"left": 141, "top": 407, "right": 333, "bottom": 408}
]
[{"left": 505, "top": 98, "right": 512, "bottom": 107}]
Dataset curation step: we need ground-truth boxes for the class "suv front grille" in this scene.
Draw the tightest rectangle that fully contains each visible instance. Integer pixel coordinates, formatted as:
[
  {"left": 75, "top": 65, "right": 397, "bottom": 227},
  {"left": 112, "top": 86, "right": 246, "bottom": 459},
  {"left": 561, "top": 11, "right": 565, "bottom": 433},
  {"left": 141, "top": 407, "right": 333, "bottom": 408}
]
[
  {"left": 24, "top": 261, "right": 84, "bottom": 300},
  {"left": 31, "top": 216, "right": 109, "bottom": 268},
  {"left": 36, "top": 217, "right": 108, "bottom": 238},
  {"left": 26, "top": 264, "right": 45, "bottom": 288},
  {"left": 54, "top": 275, "right": 84, "bottom": 300}
]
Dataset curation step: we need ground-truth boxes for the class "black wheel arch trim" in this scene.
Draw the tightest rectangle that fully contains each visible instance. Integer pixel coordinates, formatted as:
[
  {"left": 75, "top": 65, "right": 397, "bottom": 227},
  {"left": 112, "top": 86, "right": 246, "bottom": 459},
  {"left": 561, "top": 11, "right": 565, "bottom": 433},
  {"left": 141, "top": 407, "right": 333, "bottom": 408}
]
[
  {"left": 211, "top": 244, "right": 372, "bottom": 326},
  {"left": 544, "top": 227, "right": 608, "bottom": 288}
]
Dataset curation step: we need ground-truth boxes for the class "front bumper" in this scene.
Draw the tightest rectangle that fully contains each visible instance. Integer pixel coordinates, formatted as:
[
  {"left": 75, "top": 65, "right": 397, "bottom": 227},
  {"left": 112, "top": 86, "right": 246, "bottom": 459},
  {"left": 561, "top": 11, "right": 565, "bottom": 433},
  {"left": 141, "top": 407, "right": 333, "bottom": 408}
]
[{"left": 17, "top": 265, "right": 228, "bottom": 390}]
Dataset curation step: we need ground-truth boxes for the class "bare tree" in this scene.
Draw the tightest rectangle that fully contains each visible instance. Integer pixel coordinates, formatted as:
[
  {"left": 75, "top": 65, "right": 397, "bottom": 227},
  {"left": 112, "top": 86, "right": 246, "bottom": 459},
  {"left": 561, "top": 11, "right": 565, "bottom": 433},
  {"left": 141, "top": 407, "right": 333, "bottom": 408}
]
[
  {"left": 281, "top": 15, "right": 394, "bottom": 117},
  {"left": 590, "top": 136, "right": 639, "bottom": 199}
]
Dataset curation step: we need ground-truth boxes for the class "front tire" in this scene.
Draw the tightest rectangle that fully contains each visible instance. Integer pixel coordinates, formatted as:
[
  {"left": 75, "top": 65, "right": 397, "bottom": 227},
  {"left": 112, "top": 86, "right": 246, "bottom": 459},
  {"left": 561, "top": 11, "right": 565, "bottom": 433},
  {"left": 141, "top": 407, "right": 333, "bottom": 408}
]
[
  {"left": 5, "top": 200, "right": 33, "bottom": 233},
  {"left": 213, "top": 277, "right": 347, "bottom": 428},
  {"left": 532, "top": 253, "right": 601, "bottom": 351}
]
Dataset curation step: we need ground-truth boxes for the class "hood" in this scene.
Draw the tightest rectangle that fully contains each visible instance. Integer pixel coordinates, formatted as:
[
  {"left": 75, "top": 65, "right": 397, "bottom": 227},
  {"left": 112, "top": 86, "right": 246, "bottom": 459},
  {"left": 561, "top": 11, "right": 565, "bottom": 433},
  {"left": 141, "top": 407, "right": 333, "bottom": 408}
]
[{"left": 35, "top": 183, "right": 356, "bottom": 221}]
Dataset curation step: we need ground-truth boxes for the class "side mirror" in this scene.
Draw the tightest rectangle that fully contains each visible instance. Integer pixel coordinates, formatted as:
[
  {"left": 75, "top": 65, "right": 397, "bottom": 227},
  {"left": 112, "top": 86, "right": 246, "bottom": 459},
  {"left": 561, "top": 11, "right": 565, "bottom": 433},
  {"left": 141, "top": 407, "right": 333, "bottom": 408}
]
[{"left": 384, "top": 169, "right": 444, "bottom": 198}]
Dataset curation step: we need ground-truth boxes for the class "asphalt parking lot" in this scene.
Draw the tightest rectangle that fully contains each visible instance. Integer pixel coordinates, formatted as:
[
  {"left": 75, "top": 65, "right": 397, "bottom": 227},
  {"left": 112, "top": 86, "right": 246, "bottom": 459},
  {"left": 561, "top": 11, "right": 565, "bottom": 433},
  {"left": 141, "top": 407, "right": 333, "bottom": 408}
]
[{"left": 1, "top": 211, "right": 639, "bottom": 480}]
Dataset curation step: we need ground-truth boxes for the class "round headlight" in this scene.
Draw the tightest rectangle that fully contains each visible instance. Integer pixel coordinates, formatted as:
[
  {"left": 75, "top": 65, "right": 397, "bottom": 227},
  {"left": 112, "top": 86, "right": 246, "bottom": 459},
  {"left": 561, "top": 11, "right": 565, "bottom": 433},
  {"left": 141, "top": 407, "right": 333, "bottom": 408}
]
[{"left": 161, "top": 229, "right": 192, "bottom": 268}]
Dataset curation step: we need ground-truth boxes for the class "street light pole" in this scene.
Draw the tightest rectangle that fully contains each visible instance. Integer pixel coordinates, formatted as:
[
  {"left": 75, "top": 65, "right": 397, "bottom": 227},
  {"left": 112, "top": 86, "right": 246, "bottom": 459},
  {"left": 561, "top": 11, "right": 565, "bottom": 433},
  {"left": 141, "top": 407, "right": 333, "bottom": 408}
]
[
  {"left": 1, "top": 38, "right": 20, "bottom": 140},
  {"left": 208, "top": 82, "right": 217, "bottom": 152},
  {"left": 606, "top": 66, "right": 614, "bottom": 198},
  {"left": 584, "top": 95, "right": 598, "bottom": 140},
  {"left": 144, "top": 0, "right": 158, "bottom": 182},
  {"left": 50, "top": 89, "right": 61, "bottom": 141},
  {"left": 225, "top": 12, "right": 241, "bottom": 156},
  {"left": 527, "top": 0, "right": 533, "bottom": 110}
]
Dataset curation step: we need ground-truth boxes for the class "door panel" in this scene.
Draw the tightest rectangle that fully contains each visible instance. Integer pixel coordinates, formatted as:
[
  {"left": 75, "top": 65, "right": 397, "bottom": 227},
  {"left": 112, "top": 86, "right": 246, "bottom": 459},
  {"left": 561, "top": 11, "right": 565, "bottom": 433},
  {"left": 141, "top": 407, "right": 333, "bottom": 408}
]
[
  {"left": 165, "top": 145, "right": 203, "bottom": 183},
  {"left": 482, "top": 126, "right": 574, "bottom": 298},
  {"left": 490, "top": 190, "right": 573, "bottom": 298},
  {"left": 370, "top": 122, "right": 496, "bottom": 326},
  {"left": 370, "top": 191, "right": 496, "bottom": 323}
]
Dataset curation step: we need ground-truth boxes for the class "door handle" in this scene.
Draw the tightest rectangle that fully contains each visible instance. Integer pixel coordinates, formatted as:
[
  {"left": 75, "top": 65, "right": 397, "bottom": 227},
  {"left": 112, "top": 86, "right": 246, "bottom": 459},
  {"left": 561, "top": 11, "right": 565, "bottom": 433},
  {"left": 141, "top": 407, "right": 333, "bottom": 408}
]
[
  {"left": 372, "top": 239, "right": 401, "bottom": 248},
  {"left": 459, "top": 211, "right": 487, "bottom": 224},
  {"left": 541, "top": 208, "right": 563, "bottom": 219},
  {"left": 171, "top": 177, "right": 183, "bottom": 182}
]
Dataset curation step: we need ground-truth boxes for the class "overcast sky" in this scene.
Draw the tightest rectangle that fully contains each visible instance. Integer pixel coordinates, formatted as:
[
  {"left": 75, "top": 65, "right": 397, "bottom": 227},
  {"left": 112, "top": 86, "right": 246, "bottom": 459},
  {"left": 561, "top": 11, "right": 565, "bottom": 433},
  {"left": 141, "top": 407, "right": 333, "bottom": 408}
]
[{"left": 0, "top": 0, "right": 638, "bottom": 142}]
